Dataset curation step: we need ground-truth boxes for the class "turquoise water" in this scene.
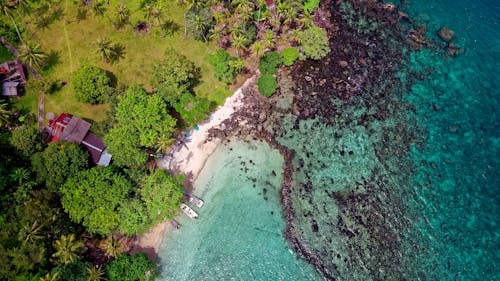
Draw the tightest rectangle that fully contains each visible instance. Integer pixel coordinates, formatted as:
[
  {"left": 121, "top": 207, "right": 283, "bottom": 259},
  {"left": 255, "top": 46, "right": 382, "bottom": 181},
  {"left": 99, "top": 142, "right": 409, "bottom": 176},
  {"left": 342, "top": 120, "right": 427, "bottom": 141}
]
[
  {"left": 158, "top": 0, "right": 499, "bottom": 280},
  {"left": 157, "top": 140, "right": 322, "bottom": 280}
]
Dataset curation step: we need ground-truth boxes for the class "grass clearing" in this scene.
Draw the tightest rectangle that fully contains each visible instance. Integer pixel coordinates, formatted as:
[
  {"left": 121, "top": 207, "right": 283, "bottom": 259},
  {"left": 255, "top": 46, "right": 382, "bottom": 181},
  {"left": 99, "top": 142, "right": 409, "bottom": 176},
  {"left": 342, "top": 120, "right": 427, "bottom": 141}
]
[{"left": 15, "top": 0, "right": 230, "bottom": 122}]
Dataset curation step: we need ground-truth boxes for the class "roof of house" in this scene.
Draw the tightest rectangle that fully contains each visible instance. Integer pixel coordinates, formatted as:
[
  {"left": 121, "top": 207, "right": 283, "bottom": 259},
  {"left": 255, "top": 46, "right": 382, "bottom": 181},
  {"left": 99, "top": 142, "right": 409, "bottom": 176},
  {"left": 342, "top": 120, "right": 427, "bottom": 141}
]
[
  {"left": 48, "top": 113, "right": 91, "bottom": 144},
  {"left": 0, "top": 59, "right": 26, "bottom": 85},
  {"left": 2, "top": 81, "right": 19, "bottom": 96},
  {"left": 81, "top": 132, "right": 105, "bottom": 164}
]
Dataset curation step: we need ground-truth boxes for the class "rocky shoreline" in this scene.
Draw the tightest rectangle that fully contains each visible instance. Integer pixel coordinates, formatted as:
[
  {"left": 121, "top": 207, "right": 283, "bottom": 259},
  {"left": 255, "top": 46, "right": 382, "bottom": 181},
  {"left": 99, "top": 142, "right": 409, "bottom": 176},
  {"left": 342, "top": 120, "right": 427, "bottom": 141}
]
[{"left": 205, "top": 0, "right": 435, "bottom": 280}]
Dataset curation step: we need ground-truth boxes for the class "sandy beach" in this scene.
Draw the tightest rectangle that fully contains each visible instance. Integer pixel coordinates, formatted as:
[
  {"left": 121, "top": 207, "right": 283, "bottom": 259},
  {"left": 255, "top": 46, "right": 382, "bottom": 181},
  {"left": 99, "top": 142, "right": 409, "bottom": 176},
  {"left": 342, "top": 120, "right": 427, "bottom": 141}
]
[{"left": 131, "top": 76, "right": 256, "bottom": 259}]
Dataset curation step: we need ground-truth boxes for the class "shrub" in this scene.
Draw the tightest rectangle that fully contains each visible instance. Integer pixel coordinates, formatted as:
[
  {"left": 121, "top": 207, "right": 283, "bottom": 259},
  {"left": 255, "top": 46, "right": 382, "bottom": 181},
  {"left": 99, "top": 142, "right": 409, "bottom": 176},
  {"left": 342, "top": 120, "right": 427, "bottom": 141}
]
[
  {"left": 281, "top": 47, "right": 299, "bottom": 66},
  {"left": 208, "top": 50, "right": 237, "bottom": 83},
  {"left": 259, "top": 52, "right": 282, "bottom": 74},
  {"left": 257, "top": 74, "right": 277, "bottom": 97},
  {"left": 298, "top": 25, "right": 330, "bottom": 60},
  {"left": 174, "top": 93, "right": 214, "bottom": 126},
  {"left": 105, "top": 253, "right": 158, "bottom": 281},
  {"left": 10, "top": 125, "right": 45, "bottom": 157},
  {"left": 304, "top": 0, "right": 321, "bottom": 12},
  {"left": 71, "top": 64, "right": 112, "bottom": 104}
]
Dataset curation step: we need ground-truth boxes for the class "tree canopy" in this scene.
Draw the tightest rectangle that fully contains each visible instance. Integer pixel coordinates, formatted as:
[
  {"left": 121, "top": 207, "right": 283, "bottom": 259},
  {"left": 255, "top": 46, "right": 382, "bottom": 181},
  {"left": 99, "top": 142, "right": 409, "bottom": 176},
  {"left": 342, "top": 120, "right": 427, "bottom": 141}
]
[
  {"left": 60, "top": 167, "right": 133, "bottom": 235},
  {"left": 105, "top": 253, "right": 158, "bottom": 281},
  {"left": 31, "top": 142, "right": 89, "bottom": 190},
  {"left": 140, "top": 169, "right": 184, "bottom": 224},
  {"left": 71, "top": 64, "right": 113, "bottom": 104},
  {"left": 105, "top": 85, "right": 177, "bottom": 167},
  {"left": 151, "top": 48, "right": 198, "bottom": 105},
  {"left": 10, "top": 125, "right": 46, "bottom": 157}
]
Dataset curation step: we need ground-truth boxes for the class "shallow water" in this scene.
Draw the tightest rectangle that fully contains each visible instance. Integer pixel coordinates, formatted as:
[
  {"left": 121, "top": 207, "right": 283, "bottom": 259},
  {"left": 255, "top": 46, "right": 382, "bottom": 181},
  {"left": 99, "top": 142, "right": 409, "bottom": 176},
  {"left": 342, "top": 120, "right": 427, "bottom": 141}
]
[{"left": 157, "top": 140, "right": 321, "bottom": 281}]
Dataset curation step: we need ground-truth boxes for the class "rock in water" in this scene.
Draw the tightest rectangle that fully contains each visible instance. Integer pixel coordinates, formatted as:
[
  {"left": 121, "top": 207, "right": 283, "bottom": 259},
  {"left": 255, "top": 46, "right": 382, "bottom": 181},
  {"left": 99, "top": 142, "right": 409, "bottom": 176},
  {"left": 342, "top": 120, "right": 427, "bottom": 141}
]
[{"left": 438, "top": 27, "right": 455, "bottom": 42}]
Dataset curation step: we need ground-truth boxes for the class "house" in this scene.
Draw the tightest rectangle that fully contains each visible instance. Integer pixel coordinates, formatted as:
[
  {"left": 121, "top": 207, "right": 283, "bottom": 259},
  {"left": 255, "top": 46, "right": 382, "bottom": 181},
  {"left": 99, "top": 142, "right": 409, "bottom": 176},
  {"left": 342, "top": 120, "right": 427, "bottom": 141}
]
[
  {"left": 47, "top": 113, "right": 112, "bottom": 166},
  {"left": 0, "top": 59, "right": 26, "bottom": 97}
]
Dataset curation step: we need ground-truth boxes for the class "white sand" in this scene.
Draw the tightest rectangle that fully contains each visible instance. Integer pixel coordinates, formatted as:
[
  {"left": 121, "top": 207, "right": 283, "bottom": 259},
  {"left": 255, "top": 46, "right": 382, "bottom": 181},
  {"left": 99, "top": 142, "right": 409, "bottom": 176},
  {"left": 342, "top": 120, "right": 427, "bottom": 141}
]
[{"left": 132, "top": 76, "right": 256, "bottom": 257}]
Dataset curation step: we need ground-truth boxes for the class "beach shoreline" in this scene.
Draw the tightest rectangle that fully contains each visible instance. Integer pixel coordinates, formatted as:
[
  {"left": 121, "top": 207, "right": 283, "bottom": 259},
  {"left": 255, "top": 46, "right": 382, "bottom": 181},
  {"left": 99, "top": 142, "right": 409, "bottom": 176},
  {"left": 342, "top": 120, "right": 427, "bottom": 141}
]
[{"left": 130, "top": 75, "right": 257, "bottom": 259}]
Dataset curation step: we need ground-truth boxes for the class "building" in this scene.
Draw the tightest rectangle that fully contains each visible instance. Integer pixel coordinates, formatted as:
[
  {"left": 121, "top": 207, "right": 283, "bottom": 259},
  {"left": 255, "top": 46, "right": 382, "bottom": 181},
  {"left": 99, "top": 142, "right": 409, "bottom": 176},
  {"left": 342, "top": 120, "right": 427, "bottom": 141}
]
[
  {"left": 0, "top": 59, "right": 26, "bottom": 97},
  {"left": 47, "top": 113, "right": 112, "bottom": 166}
]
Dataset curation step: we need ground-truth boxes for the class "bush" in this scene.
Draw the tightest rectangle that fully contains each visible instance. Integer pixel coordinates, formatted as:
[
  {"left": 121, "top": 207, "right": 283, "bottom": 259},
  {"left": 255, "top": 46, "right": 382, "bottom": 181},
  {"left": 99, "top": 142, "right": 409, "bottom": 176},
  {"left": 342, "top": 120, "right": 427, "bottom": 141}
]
[
  {"left": 174, "top": 93, "right": 214, "bottom": 126},
  {"left": 71, "top": 64, "right": 112, "bottom": 104},
  {"left": 259, "top": 52, "right": 281, "bottom": 74},
  {"left": 298, "top": 25, "right": 330, "bottom": 60},
  {"left": 304, "top": 0, "right": 321, "bottom": 12},
  {"left": 281, "top": 47, "right": 299, "bottom": 66},
  {"left": 105, "top": 253, "right": 158, "bottom": 281},
  {"left": 208, "top": 50, "right": 237, "bottom": 83},
  {"left": 257, "top": 74, "right": 277, "bottom": 97}
]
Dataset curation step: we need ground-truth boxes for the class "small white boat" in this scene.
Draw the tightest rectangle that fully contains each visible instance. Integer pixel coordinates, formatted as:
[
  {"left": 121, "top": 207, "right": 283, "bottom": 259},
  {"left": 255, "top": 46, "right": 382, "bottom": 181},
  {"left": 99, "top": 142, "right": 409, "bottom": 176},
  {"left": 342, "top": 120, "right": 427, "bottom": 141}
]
[
  {"left": 181, "top": 203, "right": 198, "bottom": 219},
  {"left": 188, "top": 195, "right": 204, "bottom": 208}
]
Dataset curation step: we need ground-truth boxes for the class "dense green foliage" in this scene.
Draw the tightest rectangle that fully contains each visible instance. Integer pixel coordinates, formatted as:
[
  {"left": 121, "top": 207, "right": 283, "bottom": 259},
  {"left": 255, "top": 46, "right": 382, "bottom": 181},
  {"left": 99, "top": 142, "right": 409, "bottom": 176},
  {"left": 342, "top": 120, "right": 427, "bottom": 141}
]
[
  {"left": 208, "top": 50, "right": 237, "bottom": 83},
  {"left": 140, "top": 169, "right": 184, "bottom": 224},
  {"left": 31, "top": 142, "right": 89, "bottom": 190},
  {"left": 298, "top": 25, "right": 331, "bottom": 60},
  {"left": 60, "top": 167, "right": 133, "bottom": 235},
  {"left": 53, "top": 260, "right": 91, "bottom": 281},
  {"left": 105, "top": 85, "right": 176, "bottom": 167},
  {"left": 257, "top": 74, "right": 278, "bottom": 97},
  {"left": 151, "top": 48, "right": 198, "bottom": 105},
  {"left": 259, "top": 52, "right": 282, "bottom": 75},
  {"left": 174, "top": 93, "right": 214, "bottom": 126},
  {"left": 105, "top": 253, "right": 158, "bottom": 281},
  {"left": 71, "top": 64, "right": 113, "bottom": 104},
  {"left": 304, "top": 0, "right": 321, "bottom": 12},
  {"left": 281, "top": 47, "right": 300, "bottom": 66},
  {"left": 10, "top": 125, "right": 45, "bottom": 157}
]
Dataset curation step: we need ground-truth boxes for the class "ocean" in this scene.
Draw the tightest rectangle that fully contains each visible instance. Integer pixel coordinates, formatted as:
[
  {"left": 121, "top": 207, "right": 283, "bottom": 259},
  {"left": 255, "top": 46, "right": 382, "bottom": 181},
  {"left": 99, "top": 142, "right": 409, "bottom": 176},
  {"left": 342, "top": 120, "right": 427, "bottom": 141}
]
[{"left": 157, "top": 0, "right": 499, "bottom": 280}]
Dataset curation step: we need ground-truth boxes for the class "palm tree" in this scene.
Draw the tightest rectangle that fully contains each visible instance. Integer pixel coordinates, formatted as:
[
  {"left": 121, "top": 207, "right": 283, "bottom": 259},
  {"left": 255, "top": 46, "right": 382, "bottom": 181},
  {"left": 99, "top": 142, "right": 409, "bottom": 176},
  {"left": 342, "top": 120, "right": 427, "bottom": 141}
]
[
  {"left": 156, "top": 135, "right": 175, "bottom": 155},
  {"left": 52, "top": 234, "right": 82, "bottom": 265},
  {"left": 263, "top": 29, "right": 275, "bottom": 50},
  {"left": 0, "top": 101, "right": 10, "bottom": 126},
  {"left": 187, "top": 10, "right": 211, "bottom": 41},
  {"left": 87, "top": 265, "right": 105, "bottom": 281},
  {"left": 18, "top": 221, "right": 43, "bottom": 244},
  {"left": 19, "top": 42, "right": 47, "bottom": 69},
  {"left": 10, "top": 167, "right": 30, "bottom": 185},
  {"left": 228, "top": 58, "right": 246, "bottom": 72},
  {"left": 178, "top": 0, "right": 206, "bottom": 37},
  {"left": 251, "top": 40, "right": 265, "bottom": 57},
  {"left": 231, "top": 33, "right": 247, "bottom": 57},
  {"left": 114, "top": 2, "right": 130, "bottom": 29},
  {"left": 102, "top": 235, "right": 123, "bottom": 258},
  {"left": 91, "top": 0, "right": 107, "bottom": 18},
  {"left": 93, "top": 37, "right": 116, "bottom": 63},
  {"left": 40, "top": 272, "right": 59, "bottom": 281}
]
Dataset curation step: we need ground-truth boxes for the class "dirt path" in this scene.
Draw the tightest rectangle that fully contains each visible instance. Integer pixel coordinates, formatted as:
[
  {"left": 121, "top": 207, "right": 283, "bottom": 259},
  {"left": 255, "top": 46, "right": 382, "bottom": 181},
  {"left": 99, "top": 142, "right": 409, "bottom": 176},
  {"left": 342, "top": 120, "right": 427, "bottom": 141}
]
[{"left": 38, "top": 93, "right": 44, "bottom": 132}]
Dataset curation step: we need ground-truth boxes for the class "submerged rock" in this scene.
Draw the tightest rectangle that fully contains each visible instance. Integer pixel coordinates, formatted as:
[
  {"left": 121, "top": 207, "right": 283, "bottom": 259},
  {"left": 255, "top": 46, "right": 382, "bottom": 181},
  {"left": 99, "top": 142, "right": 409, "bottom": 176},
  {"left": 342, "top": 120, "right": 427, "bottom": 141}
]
[{"left": 438, "top": 27, "right": 455, "bottom": 42}]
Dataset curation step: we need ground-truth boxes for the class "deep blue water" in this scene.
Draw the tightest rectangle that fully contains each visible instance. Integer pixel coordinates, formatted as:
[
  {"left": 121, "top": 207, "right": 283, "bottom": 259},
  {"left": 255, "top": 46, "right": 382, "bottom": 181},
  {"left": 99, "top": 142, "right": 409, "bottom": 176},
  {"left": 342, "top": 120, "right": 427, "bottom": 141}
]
[{"left": 401, "top": 0, "right": 499, "bottom": 279}]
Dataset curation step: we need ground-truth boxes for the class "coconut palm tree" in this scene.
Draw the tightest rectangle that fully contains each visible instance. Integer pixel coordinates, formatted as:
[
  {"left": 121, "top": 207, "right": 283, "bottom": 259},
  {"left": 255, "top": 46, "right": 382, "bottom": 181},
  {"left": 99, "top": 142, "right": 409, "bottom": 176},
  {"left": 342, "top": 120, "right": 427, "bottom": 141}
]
[
  {"left": 87, "top": 265, "right": 105, "bottom": 281},
  {"left": 143, "top": 3, "right": 164, "bottom": 26},
  {"left": 179, "top": 0, "right": 206, "bottom": 37},
  {"left": 93, "top": 37, "right": 118, "bottom": 63},
  {"left": 18, "top": 221, "right": 43, "bottom": 244},
  {"left": 19, "top": 42, "right": 47, "bottom": 69},
  {"left": 52, "top": 234, "right": 82, "bottom": 265},
  {"left": 228, "top": 58, "right": 246, "bottom": 72},
  {"left": 231, "top": 33, "right": 247, "bottom": 57},
  {"left": 263, "top": 29, "right": 275, "bottom": 50},
  {"left": 91, "top": 0, "right": 107, "bottom": 18},
  {"left": 251, "top": 40, "right": 265, "bottom": 57},
  {"left": 10, "top": 167, "right": 30, "bottom": 185},
  {"left": 0, "top": 101, "right": 10, "bottom": 126},
  {"left": 114, "top": 2, "right": 130, "bottom": 29},
  {"left": 102, "top": 235, "right": 123, "bottom": 258},
  {"left": 156, "top": 135, "right": 175, "bottom": 155}
]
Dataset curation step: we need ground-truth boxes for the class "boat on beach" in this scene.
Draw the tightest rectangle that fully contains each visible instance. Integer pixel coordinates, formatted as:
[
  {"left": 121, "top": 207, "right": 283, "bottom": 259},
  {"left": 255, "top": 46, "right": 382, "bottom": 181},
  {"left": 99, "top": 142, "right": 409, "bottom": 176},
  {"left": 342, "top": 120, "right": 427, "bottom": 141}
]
[
  {"left": 181, "top": 203, "right": 198, "bottom": 219},
  {"left": 170, "top": 219, "right": 181, "bottom": 229},
  {"left": 184, "top": 192, "right": 204, "bottom": 208}
]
